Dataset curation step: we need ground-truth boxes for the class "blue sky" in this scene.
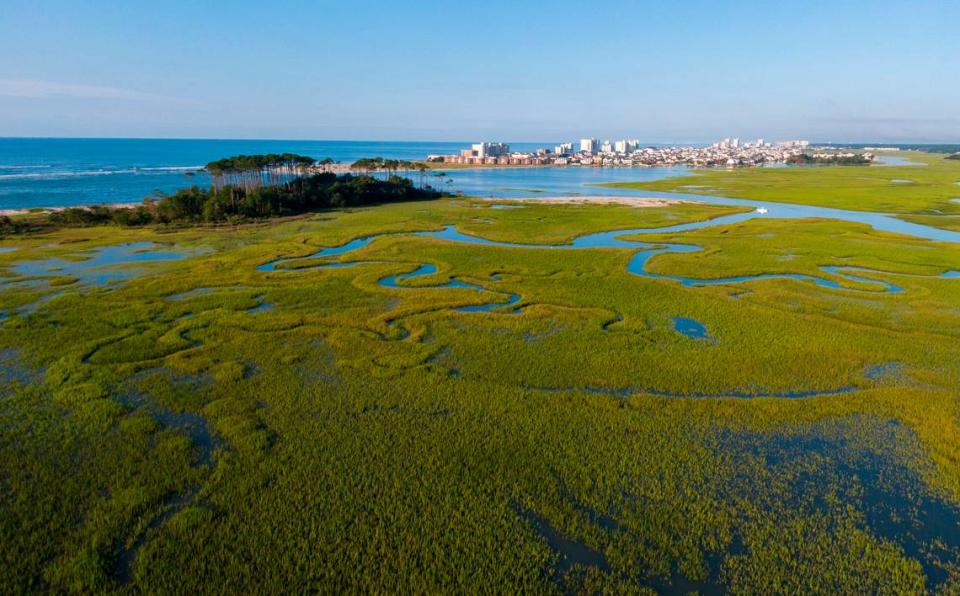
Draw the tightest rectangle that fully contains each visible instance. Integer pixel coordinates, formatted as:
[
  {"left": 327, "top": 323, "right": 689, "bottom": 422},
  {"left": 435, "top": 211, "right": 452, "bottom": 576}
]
[{"left": 1, "top": 0, "right": 957, "bottom": 142}]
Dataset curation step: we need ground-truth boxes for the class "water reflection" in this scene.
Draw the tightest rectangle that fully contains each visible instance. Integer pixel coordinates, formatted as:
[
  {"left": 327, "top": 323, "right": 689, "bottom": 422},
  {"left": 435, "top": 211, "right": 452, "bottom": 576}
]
[{"left": 11, "top": 242, "right": 199, "bottom": 285}]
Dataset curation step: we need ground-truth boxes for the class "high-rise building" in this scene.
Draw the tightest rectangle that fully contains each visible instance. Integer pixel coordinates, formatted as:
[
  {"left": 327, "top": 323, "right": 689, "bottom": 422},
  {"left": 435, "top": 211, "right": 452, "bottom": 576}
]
[
  {"left": 601, "top": 140, "right": 614, "bottom": 153},
  {"left": 472, "top": 142, "right": 510, "bottom": 158},
  {"left": 614, "top": 140, "right": 637, "bottom": 154},
  {"left": 554, "top": 142, "right": 573, "bottom": 155},
  {"left": 756, "top": 138, "right": 765, "bottom": 147},
  {"left": 731, "top": 137, "right": 740, "bottom": 149},
  {"left": 580, "top": 138, "right": 599, "bottom": 154}
]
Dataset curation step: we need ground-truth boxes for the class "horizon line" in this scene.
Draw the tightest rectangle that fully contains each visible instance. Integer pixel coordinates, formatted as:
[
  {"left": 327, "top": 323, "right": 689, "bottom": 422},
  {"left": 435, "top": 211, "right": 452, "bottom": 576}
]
[{"left": 0, "top": 135, "right": 958, "bottom": 146}]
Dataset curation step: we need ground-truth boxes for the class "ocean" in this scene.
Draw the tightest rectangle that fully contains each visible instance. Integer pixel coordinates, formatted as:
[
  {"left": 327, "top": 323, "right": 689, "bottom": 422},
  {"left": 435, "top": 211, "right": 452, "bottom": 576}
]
[{"left": 0, "top": 138, "right": 550, "bottom": 210}]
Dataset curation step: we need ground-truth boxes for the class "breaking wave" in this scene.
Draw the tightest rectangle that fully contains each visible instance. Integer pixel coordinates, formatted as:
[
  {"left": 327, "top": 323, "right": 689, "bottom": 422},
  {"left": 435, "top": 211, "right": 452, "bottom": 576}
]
[
  {"left": 0, "top": 165, "right": 205, "bottom": 181},
  {"left": 137, "top": 165, "right": 205, "bottom": 172}
]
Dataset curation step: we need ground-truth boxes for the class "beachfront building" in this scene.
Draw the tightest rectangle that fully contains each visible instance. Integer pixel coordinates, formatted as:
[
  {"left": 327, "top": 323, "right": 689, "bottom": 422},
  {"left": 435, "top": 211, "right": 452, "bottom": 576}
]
[
  {"left": 472, "top": 142, "right": 510, "bottom": 158},
  {"left": 433, "top": 138, "right": 810, "bottom": 168}
]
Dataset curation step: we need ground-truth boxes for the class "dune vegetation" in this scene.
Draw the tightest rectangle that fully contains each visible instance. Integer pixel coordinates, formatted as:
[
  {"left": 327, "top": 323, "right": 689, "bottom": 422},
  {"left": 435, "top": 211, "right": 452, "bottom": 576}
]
[{"left": 2, "top": 195, "right": 960, "bottom": 593}]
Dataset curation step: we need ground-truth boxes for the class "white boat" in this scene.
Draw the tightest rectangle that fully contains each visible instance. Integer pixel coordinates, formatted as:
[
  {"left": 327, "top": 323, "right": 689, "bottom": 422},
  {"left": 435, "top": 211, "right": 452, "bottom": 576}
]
[{"left": 756, "top": 207, "right": 768, "bottom": 214}]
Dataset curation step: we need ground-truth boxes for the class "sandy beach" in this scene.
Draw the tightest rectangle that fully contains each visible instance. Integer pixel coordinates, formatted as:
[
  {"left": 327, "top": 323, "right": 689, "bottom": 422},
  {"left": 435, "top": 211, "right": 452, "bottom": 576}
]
[
  {"left": 0, "top": 202, "right": 141, "bottom": 217},
  {"left": 479, "top": 195, "right": 694, "bottom": 207}
]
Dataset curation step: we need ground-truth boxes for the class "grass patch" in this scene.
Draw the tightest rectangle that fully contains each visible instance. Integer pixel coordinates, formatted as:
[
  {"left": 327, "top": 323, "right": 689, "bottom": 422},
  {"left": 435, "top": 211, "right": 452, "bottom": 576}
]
[
  {"left": 604, "top": 152, "right": 960, "bottom": 216},
  {"left": 2, "top": 198, "right": 960, "bottom": 592}
]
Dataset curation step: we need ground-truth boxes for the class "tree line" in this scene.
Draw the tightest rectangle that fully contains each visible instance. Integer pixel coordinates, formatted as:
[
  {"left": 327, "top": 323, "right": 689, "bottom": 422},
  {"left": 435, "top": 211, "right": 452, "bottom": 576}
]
[
  {"left": 205, "top": 153, "right": 320, "bottom": 191},
  {"left": 787, "top": 153, "right": 871, "bottom": 166},
  {"left": 350, "top": 157, "right": 436, "bottom": 189}
]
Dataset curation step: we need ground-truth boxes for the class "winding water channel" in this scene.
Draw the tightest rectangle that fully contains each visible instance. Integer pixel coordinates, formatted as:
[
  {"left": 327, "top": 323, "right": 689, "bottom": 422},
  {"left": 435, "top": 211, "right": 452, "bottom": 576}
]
[
  {"left": 258, "top": 214, "right": 954, "bottom": 312},
  {"left": 434, "top": 166, "right": 960, "bottom": 242},
  {"left": 249, "top": 164, "right": 960, "bottom": 321},
  {"left": 4, "top": 166, "right": 959, "bottom": 334},
  {"left": 6, "top": 165, "right": 960, "bottom": 291},
  {"left": 256, "top": 218, "right": 953, "bottom": 400}
]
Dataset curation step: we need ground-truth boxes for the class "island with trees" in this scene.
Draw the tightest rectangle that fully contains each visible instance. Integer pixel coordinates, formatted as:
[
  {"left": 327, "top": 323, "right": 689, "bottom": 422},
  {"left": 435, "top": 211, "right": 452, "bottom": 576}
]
[{"left": 0, "top": 154, "right": 444, "bottom": 235}]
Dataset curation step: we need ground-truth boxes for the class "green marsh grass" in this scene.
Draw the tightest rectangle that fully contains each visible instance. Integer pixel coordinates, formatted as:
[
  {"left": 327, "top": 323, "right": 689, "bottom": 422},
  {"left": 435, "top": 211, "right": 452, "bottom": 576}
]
[
  {"left": 2, "top": 198, "right": 959, "bottom": 592},
  {"left": 605, "top": 151, "right": 960, "bottom": 221}
]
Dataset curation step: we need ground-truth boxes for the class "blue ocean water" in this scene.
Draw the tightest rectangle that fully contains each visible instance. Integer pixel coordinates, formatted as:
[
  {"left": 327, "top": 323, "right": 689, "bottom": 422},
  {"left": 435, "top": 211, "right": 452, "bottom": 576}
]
[{"left": 0, "top": 138, "right": 549, "bottom": 209}]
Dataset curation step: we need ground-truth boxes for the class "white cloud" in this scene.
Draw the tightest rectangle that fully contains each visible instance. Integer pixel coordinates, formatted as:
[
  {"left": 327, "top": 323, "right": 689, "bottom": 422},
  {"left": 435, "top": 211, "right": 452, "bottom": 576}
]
[{"left": 0, "top": 79, "right": 179, "bottom": 103}]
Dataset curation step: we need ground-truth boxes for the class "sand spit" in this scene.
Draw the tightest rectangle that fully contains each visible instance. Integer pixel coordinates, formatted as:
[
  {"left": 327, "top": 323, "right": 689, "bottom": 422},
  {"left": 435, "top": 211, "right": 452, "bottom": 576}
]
[
  {"left": 480, "top": 196, "right": 695, "bottom": 207},
  {"left": 0, "top": 202, "right": 140, "bottom": 217}
]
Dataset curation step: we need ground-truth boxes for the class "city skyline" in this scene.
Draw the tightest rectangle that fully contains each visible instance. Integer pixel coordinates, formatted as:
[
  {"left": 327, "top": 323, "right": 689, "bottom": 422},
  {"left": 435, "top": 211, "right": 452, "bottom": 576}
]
[
  {"left": 432, "top": 137, "right": 816, "bottom": 167},
  {"left": 1, "top": 1, "right": 958, "bottom": 142}
]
